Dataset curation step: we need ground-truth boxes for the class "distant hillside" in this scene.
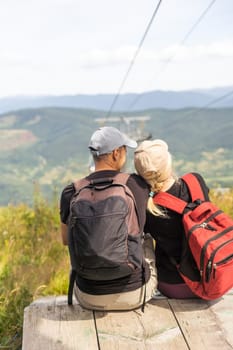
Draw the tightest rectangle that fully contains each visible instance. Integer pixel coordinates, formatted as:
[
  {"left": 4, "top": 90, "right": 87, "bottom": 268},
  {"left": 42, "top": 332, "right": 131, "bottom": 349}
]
[
  {"left": 0, "top": 86, "right": 233, "bottom": 114},
  {"left": 0, "top": 106, "right": 232, "bottom": 205}
]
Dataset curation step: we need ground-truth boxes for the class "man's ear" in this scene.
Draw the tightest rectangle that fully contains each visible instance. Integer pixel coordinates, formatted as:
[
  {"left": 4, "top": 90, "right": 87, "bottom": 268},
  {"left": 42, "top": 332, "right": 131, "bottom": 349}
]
[{"left": 112, "top": 148, "right": 119, "bottom": 161}]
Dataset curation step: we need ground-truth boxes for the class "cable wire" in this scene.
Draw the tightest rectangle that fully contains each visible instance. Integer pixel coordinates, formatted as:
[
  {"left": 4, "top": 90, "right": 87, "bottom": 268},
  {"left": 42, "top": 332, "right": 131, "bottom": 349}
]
[
  {"left": 163, "top": 88, "right": 233, "bottom": 131},
  {"left": 105, "top": 0, "right": 163, "bottom": 119},
  {"left": 180, "top": 88, "right": 233, "bottom": 118},
  {"left": 180, "top": 0, "right": 217, "bottom": 45},
  {"left": 128, "top": 0, "right": 217, "bottom": 111}
]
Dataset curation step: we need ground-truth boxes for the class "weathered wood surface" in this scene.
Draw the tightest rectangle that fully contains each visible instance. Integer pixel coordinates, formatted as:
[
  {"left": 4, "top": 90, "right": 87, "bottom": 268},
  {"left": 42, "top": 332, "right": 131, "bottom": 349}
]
[
  {"left": 95, "top": 299, "right": 187, "bottom": 350},
  {"left": 22, "top": 296, "right": 98, "bottom": 350},
  {"left": 22, "top": 290, "right": 233, "bottom": 350},
  {"left": 168, "top": 294, "right": 233, "bottom": 350}
]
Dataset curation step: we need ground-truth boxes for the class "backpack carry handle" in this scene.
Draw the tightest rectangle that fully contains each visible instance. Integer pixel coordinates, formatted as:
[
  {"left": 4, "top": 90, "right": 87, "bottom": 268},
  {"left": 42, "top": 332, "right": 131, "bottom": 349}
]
[
  {"left": 90, "top": 178, "right": 114, "bottom": 190},
  {"left": 90, "top": 178, "right": 113, "bottom": 185},
  {"left": 74, "top": 178, "right": 114, "bottom": 194},
  {"left": 189, "top": 201, "right": 221, "bottom": 222},
  {"left": 91, "top": 178, "right": 136, "bottom": 191}
]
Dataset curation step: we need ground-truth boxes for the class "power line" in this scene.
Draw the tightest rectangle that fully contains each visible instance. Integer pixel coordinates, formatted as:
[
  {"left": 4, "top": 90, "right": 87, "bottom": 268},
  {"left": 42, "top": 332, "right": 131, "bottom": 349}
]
[
  {"left": 128, "top": 0, "right": 217, "bottom": 111},
  {"left": 105, "top": 0, "right": 163, "bottom": 119},
  {"left": 181, "top": 88, "right": 233, "bottom": 118},
  {"left": 180, "top": 0, "right": 217, "bottom": 45},
  {"left": 163, "top": 88, "right": 233, "bottom": 130},
  {"left": 34, "top": 0, "right": 222, "bottom": 146}
]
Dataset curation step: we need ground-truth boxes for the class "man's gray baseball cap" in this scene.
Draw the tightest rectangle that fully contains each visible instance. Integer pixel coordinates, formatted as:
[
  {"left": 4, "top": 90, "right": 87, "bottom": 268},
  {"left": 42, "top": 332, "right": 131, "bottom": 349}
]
[{"left": 88, "top": 126, "right": 137, "bottom": 156}]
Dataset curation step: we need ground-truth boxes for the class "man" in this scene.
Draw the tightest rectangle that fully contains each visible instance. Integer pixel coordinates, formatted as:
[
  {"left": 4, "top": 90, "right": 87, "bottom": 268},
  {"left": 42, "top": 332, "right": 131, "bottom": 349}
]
[{"left": 60, "top": 126, "right": 157, "bottom": 310}]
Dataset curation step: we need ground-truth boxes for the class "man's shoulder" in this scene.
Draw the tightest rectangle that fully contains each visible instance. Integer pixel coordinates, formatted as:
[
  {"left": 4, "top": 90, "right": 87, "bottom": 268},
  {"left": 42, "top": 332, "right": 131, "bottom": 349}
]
[
  {"left": 61, "top": 182, "right": 75, "bottom": 196},
  {"left": 126, "top": 173, "right": 150, "bottom": 200}
]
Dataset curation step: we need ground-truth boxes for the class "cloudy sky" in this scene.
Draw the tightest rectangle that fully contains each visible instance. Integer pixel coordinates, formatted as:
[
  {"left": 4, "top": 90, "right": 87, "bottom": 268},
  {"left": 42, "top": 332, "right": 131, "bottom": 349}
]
[{"left": 0, "top": 0, "right": 233, "bottom": 97}]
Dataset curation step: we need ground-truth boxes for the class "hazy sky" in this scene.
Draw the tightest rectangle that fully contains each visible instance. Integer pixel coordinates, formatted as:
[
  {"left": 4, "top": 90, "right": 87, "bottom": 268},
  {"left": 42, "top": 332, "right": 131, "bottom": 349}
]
[{"left": 0, "top": 0, "right": 233, "bottom": 97}]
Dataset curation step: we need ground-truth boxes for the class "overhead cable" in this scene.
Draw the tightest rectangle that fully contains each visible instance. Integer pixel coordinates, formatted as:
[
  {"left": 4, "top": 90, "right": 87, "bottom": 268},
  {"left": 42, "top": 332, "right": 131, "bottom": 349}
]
[
  {"left": 163, "top": 88, "right": 233, "bottom": 131},
  {"left": 128, "top": 0, "right": 217, "bottom": 111},
  {"left": 181, "top": 88, "right": 233, "bottom": 118},
  {"left": 105, "top": 0, "right": 163, "bottom": 119},
  {"left": 180, "top": 0, "right": 217, "bottom": 45}
]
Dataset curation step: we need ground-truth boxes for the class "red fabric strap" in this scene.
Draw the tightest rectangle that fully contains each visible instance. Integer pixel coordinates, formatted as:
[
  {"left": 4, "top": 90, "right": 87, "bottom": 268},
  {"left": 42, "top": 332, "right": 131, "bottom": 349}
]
[
  {"left": 153, "top": 192, "right": 187, "bottom": 214},
  {"left": 181, "top": 173, "right": 205, "bottom": 201},
  {"left": 153, "top": 173, "right": 205, "bottom": 214}
]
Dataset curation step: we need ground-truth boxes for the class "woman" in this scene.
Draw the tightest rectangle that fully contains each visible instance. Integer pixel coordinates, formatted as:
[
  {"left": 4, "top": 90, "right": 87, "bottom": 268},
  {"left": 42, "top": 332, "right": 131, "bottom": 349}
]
[{"left": 134, "top": 139, "right": 209, "bottom": 298}]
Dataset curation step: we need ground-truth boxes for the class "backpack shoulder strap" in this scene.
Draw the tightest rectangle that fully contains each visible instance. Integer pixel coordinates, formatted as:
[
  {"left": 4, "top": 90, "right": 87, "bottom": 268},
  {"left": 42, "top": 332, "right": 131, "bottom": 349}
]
[
  {"left": 73, "top": 178, "right": 90, "bottom": 192},
  {"left": 114, "top": 172, "right": 140, "bottom": 228},
  {"left": 114, "top": 173, "right": 137, "bottom": 200},
  {"left": 113, "top": 172, "right": 130, "bottom": 185},
  {"left": 153, "top": 192, "right": 187, "bottom": 214},
  {"left": 154, "top": 173, "right": 206, "bottom": 214},
  {"left": 181, "top": 173, "right": 205, "bottom": 202}
]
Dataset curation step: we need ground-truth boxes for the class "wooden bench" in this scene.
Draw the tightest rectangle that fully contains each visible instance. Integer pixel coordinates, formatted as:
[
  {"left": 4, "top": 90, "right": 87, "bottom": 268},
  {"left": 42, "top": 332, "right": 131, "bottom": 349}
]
[{"left": 22, "top": 290, "right": 233, "bottom": 350}]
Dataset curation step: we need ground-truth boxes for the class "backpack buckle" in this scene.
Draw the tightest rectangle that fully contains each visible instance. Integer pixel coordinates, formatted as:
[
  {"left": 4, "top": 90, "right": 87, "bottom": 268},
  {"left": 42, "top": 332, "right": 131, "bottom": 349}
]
[{"left": 185, "top": 199, "right": 202, "bottom": 211}]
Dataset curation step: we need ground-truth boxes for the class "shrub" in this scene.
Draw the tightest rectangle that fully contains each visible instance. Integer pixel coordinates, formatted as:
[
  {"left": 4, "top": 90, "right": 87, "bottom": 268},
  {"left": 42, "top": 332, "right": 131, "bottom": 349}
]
[
  {"left": 0, "top": 194, "right": 69, "bottom": 349},
  {"left": 210, "top": 187, "right": 233, "bottom": 218}
]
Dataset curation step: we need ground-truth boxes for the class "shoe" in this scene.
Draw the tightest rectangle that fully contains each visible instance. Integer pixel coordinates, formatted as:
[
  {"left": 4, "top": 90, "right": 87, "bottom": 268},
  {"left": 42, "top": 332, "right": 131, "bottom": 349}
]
[{"left": 152, "top": 290, "right": 166, "bottom": 299}]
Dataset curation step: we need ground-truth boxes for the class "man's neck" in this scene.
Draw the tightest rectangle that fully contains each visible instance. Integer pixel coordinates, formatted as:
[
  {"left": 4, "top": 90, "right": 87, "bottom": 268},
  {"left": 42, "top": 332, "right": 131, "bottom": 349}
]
[
  {"left": 94, "top": 158, "right": 120, "bottom": 171},
  {"left": 94, "top": 164, "right": 119, "bottom": 171}
]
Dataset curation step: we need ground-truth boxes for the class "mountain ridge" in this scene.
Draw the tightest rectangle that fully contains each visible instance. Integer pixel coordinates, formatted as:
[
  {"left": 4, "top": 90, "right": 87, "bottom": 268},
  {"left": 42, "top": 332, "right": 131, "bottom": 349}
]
[
  {"left": 1, "top": 86, "right": 233, "bottom": 114},
  {"left": 0, "top": 105, "right": 232, "bottom": 205}
]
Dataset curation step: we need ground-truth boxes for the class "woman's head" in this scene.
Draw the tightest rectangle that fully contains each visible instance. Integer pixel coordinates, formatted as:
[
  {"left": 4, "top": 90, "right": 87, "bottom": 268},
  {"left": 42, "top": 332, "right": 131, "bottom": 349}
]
[
  {"left": 134, "top": 139, "right": 173, "bottom": 192},
  {"left": 134, "top": 139, "right": 174, "bottom": 216}
]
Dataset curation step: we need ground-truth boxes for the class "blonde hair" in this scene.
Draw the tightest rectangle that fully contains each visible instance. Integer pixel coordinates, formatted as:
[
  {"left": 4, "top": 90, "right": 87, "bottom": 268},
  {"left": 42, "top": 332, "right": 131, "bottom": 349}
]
[
  {"left": 139, "top": 153, "right": 175, "bottom": 217},
  {"left": 134, "top": 139, "right": 176, "bottom": 217}
]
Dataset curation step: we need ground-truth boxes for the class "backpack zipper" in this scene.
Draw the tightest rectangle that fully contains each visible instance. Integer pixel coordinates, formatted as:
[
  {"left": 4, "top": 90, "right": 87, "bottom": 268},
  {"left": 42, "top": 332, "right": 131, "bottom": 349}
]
[
  {"left": 199, "top": 222, "right": 216, "bottom": 230},
  {"left": 70, "top": 217, "right": 76, "bottom": 228},
  {"left": 199, "top": 226, "right": 233, "bottom": 278},
  {"left": 200, "top": 226, "right": 233, "bottom": 273},
  {"left": 187, "top": 210, "right": 222, "bottom": 242},
  {"left": 205, "top": 238, "right": 233, "bottom": 282}
]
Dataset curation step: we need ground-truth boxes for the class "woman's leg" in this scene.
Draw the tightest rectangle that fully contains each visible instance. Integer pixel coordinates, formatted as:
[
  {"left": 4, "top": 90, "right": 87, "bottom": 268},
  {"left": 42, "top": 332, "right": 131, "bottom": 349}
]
[{"left": 158, "top": 281, "right": 198, "bottom": 298}]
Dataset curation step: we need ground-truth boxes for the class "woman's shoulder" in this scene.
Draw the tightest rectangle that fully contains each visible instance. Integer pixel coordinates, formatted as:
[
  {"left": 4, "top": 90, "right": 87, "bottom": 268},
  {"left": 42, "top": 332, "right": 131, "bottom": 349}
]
[{"left": 166, "top": 172, "right": 209, "bottom": 201}]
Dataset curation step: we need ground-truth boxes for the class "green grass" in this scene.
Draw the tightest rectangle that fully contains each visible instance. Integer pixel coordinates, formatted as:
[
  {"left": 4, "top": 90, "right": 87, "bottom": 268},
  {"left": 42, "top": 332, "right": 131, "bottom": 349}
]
[{"left": 0, "top": 193, "right": 69, "bottom": 349}]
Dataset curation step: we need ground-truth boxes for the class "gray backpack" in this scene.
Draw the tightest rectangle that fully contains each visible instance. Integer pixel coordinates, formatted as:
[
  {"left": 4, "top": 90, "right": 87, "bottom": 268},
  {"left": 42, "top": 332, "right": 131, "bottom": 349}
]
[{"left": 68, "top": 173, "right": 143, "bottom": 288}]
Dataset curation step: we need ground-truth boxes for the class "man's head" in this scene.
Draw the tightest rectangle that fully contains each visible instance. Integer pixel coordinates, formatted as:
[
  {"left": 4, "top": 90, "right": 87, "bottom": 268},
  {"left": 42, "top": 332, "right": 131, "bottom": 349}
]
[{"left": 88, "top": 126, "right": 137, "bottom": 171}]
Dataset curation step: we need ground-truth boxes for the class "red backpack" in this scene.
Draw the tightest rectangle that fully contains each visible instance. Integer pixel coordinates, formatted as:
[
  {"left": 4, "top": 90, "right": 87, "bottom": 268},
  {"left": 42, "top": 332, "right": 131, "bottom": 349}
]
[{"left": 154, "top": 173, "right": 233, "bottom": 300}]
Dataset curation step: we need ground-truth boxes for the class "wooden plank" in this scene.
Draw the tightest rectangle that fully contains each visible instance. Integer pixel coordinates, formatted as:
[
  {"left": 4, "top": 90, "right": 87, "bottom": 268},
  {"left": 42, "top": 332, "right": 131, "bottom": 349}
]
[
  {"left": 22, "top": 293, "right": 233, "bottom": 349},
  {"left": 168, "top": 291, "right": 233, "bottom": 350},
  {"left": 94, "top": 299, "right": 188, "bottom": 350},
  {"left": 22, "top": 296, "right": 99, "bottom": 350},
  {"left": 207, "top": 289, "right": 233, "bottom": 347}
]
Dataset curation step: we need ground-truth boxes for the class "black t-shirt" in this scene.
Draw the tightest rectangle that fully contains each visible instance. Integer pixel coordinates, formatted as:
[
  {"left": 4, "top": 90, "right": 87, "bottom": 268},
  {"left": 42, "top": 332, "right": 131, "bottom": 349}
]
[
  {"left": 60, "top": 170, "right": 150, "bottom": 294},
  {"left": 144, "top": 173, "right": 209, "bottom": 284}
]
